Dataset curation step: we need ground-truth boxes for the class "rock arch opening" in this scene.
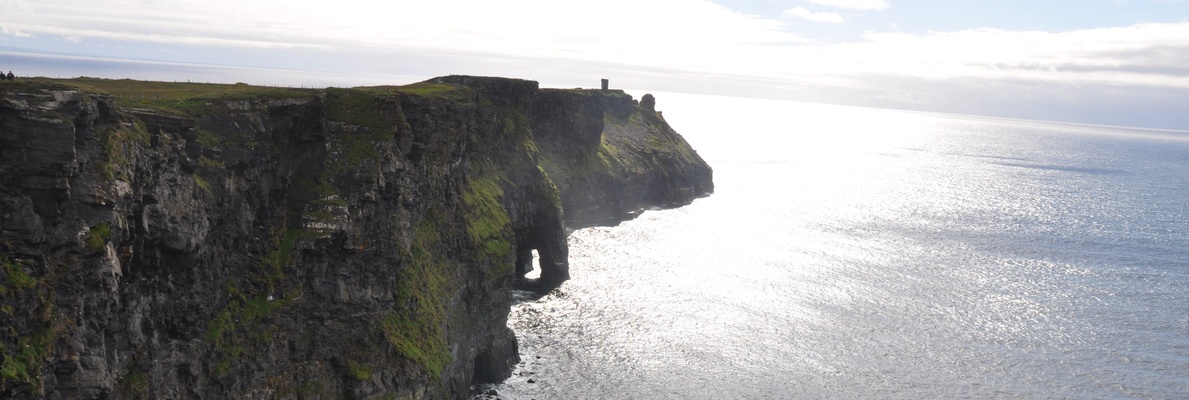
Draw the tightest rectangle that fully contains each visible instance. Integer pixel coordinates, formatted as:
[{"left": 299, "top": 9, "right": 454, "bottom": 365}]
[
  {"left": 517, "top": 249, "right": 542, "bottom": 279},
  {"left": 514, "top": 239, "right": 569, "bottom": 291}
]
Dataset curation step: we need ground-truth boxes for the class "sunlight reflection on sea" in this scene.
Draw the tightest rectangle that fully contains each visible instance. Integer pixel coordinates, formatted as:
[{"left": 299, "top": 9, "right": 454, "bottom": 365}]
[{"left": 477, "top": 93, "right": 1189, "bottom": 400}]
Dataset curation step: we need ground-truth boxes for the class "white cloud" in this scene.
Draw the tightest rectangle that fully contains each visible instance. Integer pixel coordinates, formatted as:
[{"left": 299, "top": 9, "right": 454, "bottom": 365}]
[
  {"left": 2, "top": 0, "right": 1188, "bottom": 127},
  {"left": 4, "top": 0, "right": 1186, "bottom": 92},
  {"left": 0, "top": 0, "right": 807, "bottom": 71},
  {"left": 843, "top": 23, "right": 1189, "bottom": 87},
  {"left": 804, "top": 0, "right": 890, "bottom": 10},
  {"left": 3, "top": 0, "right": 1185, "bottom": 92},
  {"left": 783, "top": 7, "right": 845, "bottom": 23},
  {"left": 0, "top": 25, "right": 33, "bottom": 38}
]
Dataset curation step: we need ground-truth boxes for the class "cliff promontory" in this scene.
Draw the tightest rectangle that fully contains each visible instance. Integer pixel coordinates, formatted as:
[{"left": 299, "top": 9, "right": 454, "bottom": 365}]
[{"left": 0, "top": 75, "right": 712, "bottom": 399}]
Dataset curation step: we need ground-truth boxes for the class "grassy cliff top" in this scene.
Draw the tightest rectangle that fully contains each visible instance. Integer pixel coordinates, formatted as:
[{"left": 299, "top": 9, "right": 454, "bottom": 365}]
[
  {"left": 0, "top": 77, "right": 466, "bottom": 116},
  {"left": 1, "top": 76, "right": 636, "bottom": 119}
]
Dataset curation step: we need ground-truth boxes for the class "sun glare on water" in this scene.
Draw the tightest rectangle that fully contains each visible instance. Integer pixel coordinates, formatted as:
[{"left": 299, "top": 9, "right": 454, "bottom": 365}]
[{"left": 489, "top": 92, "right": 1189, "bottom": 399}]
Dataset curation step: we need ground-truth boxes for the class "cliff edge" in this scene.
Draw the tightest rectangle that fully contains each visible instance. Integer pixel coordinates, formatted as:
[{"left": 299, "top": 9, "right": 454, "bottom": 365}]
[{"left": 0, "top": 76, "right": 712, "bottom": 399}]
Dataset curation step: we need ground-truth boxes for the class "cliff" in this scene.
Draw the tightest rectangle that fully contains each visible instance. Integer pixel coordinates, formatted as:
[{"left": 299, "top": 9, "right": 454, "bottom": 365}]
[{"left": 0, "top": 75, "right": 713, "bottom": 399}]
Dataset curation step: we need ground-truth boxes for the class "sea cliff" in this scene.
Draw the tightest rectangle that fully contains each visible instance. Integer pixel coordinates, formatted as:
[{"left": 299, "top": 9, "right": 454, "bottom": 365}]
[{"left": 0, "top": 75, "right": 713, "bottom": 399}]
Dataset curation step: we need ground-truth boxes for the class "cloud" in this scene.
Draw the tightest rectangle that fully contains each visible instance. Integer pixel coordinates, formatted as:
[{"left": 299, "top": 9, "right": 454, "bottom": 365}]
[
  {"left": 4, "top": 0, "right": 1185, "bottom": 93},
  {"left": 0, "top": 0, "right": 806, "bottom": 70},
  {"left": 783, "top": 7, "right": 845, "bottom": 23},
  {"left": 2, "top": 0, "right": 1188, "bottom": 128},
  {"left": 804, "top": 0, "right": 890, "bottom": 10},
  {"left": 843, "top": 23, "right": 1189, "bottom": 88},
  {"left": 1, "top": 26, "right": 33, "bottom": 38}
]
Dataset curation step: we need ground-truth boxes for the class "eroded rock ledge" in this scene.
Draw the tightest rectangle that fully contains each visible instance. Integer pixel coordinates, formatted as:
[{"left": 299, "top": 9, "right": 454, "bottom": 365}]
[{"left": 0, "top": 75, "right": 713, "bottom": 399}]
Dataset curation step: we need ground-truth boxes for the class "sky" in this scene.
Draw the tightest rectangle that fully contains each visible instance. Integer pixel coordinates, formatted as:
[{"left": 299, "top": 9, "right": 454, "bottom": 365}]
[{"left": 1, "top": 0, "right": 1188, "bottom": 129}]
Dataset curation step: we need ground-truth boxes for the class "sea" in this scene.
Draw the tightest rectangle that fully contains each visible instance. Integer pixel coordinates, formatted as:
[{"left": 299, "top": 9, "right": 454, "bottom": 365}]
[
  {"left": 7, "top": 51, "right": 1187, "bottom": 399},
  {"left": 480, "top": 94, "right": 1189, "bottom": 399}
]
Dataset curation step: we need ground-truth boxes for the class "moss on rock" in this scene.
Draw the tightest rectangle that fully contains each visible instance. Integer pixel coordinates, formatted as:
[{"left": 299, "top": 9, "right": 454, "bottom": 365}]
[
  {"left": 384, "top": 214, "right": 452, "bottom": 381},
  {"left": 204, "top": 228, "right": 300, "bottom": 376}
]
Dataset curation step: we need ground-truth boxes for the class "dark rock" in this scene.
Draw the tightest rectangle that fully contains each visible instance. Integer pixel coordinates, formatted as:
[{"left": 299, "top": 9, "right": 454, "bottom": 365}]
[
  {"left": 0, "top": 76, "right": 712, "bottom": 399},
  {"left": 531, "top": 90, "right": 713, "bottom": 228},
  {"left": 640, "top": 93, "right": 656, "bottom": 112}
]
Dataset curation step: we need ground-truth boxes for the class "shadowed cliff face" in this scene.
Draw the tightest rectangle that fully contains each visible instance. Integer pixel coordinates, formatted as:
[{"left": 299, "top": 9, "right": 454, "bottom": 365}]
[
  {"left": 0, "top": 76, "right": 712, "bottom": 399},
  {"left": 530, "top": 88, "right": 714, "bottom": 228}
]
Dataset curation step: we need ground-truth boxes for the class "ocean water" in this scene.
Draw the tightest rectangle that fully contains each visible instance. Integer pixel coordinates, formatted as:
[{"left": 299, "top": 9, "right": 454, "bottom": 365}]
[
  {"left": 8, "top": 51, "right": 1185, "bottom": 397},
  {"left": 478, "top": 94, "right": 1189, "bottom": 399}
]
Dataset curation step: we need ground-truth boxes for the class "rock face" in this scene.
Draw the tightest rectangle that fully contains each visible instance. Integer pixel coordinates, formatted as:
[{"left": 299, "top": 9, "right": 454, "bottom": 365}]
[{"left": 0, "top": 76, "right": 713, "bottom": 399}]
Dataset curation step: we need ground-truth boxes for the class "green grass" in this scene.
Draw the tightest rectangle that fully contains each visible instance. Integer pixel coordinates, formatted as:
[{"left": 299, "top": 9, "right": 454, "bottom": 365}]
[
  {"left": 0, "top": 257, "right": 54, "bottom": 391},
  {"left": 331, "top": 136, "right": 384, "bottom": 173},
  {"left": 85, "top": 222, "right": 112, "bottom": 251},
  {"left": 346, "top": 360, "right": 373, "bottom": 381},
  {"left": 0, "top": 340, "right": 42, "bottom": 385},
  {"left": 197, "top": 156, "right": 225, "bottom": 169},
  {"left": 502, "top": 113, "right": 528, "bottom": 138},
  {"left": 375, "top": 157, "right": 519, "bottom": 380},
  {"left": 2, "top": 258, "right": 36, "bottom": 293},
  {"left": 353, "top": 82, "right": 461, "bottom": 97},
  {"left": 6, "top": 77, "right": 464, "bottom": 119},
  {"left": 192, "top": 174, "right": 212, "bottom": 194},
  {"left": 295, "top": 175, "right": 348, "bottom": 230},
  {"left": 96, "top": 120, "right": 150, "bottom": 180},
  {"left": 0, "top": 79, "right": 76, "bottom": 96},
  {"left": 537, "top": 165, "right": 563, "bottom": 212},
  {"left": 383, "top": 215, "right": 453, "bottom": 381},
  {"left": 322, "top": 88, "right": 404, "bottom": 173},
  {"left": 195, "top": 129, "right": 220, "bottom": 148},
  {"left": 204, "top": 229, "right": 300, "bottom": 376},
  {"left": 540, "top": 134, "right": 623, "bottom": 185},
  {"left": 392, "top": 83, "right": 456, "bottom": 96},
  {"left": 463, "top": 172, "right": 513, "bottom": 271},
  {"left": 324, "top": 88, "right": 393, "bottom": 130},
  {"left": 44, "top": 77, "right": 312, "bottom": 116}
]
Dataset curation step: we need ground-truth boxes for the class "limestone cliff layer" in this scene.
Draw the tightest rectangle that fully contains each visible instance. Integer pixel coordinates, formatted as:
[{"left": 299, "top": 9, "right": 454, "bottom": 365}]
[{"left": 0, "top": 76, "right": 712, "bottom": 399}]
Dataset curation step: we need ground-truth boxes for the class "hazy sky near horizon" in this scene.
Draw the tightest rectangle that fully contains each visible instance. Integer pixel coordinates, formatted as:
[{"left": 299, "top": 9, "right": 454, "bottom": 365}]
[{"left": 2, "top": 0, "right": 1188, "bottom": 129}]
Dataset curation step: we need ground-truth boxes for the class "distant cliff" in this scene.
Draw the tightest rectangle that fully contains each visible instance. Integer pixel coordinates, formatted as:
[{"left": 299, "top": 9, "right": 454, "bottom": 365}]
[{"left": 0, "top": 75, "right": 712, "bottom": 399}]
